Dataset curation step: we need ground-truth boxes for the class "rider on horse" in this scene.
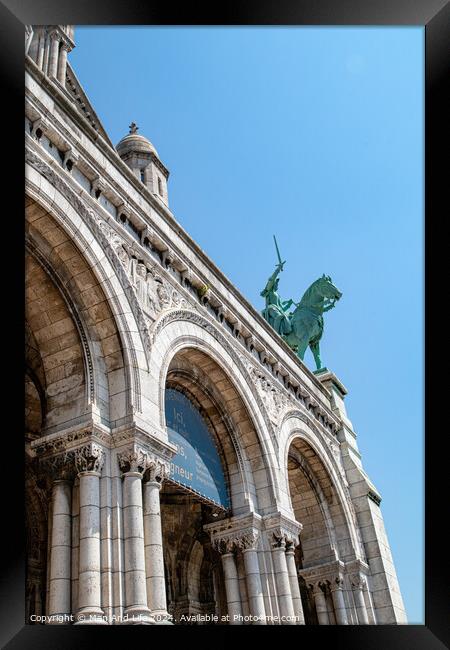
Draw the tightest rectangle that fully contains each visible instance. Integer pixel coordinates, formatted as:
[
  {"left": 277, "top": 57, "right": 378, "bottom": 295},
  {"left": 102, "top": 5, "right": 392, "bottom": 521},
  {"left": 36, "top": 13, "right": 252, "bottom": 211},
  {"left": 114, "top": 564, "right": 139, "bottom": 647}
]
[{"left": 260, "top": 262, "right": 294, "bottom": 336}]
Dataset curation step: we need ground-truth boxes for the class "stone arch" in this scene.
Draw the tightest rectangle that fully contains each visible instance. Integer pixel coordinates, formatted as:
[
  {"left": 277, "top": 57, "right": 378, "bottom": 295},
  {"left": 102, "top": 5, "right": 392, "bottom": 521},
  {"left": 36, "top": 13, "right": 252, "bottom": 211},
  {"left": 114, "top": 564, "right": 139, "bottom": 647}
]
[
  {"left": 26, "top": 154, "right": 157, "bottom": 423},
  {"left": 150, "top": 311, "right": 280, "bottom": 516},
  {"left": 281, "top": 418, "right": 363, "bottom": 567},
  {"left": 25, "top": 250, "right": 89, "bottom": 429}
]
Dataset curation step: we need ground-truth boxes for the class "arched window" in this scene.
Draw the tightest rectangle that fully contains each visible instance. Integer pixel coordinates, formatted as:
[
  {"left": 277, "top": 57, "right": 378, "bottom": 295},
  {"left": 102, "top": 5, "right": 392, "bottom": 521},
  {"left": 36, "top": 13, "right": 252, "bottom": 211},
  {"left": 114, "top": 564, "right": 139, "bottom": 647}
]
[{"left": 158, "top": 177, "right": 163, "bottom": 196}]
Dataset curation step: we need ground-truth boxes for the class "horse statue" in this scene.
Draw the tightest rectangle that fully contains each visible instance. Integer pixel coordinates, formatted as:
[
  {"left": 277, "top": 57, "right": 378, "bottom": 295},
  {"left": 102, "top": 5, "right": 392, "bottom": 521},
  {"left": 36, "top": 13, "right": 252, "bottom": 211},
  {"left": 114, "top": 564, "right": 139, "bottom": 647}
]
[{"left": 283, "top": 274, "right": 342, "bottom": 370}]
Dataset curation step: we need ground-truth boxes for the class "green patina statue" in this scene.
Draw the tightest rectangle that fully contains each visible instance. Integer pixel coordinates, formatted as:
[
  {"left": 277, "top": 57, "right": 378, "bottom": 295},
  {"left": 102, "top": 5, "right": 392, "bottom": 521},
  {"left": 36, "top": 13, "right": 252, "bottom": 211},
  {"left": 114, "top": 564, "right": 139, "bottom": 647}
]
[
  {"left": 261, "top": 237, "right": 342, "bottom": 370},
  {"left": 260, "top": 261, "right": 294, "bottom": 336}
]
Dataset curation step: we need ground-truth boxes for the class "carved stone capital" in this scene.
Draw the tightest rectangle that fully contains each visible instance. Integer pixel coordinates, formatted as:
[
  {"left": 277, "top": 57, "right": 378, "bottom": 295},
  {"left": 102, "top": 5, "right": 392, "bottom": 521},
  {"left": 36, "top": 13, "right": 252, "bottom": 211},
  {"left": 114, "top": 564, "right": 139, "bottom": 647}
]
[
  {"left": 212, "top": 536, "right": 238, "bottom": 555},
  {"left": 74, "top": 443, "right": 105, "bottom": 475},
  {"left": 237, "top": 529, "right": 260, "bottom": 551},
  {"left": 350, "top": 574, "right": 366, "bottom": 590},
  {"left": 268, "top": 527, "right": 288, "bottom": 549},
  {"left": 329, "top": 575, "right": 345, "bottom": 592},
  {"left": 117, "top": 444, "right": 169, "bottom": 478},
  {"left": 263, "top": 514, "right": 302, "bottom": 549},
  {"left": 145, "top": 456, "right": 170, "bottom": 484},
  {"left": 309, "top": 580, "right": 327, "bottom": 596},
  {"left": 40, "top": 453, "right": 76, "bottom": 482},
  {"left": 117, "top": 446, "right": 149, "bottom": 475}
]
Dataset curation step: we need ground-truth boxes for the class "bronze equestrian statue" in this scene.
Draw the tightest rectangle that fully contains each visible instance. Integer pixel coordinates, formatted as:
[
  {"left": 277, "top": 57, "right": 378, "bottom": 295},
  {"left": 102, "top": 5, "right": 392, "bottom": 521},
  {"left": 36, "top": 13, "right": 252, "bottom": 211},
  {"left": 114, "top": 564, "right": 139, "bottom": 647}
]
[{"left": 261, "top": 237, "right": 342, "bottom": 371}]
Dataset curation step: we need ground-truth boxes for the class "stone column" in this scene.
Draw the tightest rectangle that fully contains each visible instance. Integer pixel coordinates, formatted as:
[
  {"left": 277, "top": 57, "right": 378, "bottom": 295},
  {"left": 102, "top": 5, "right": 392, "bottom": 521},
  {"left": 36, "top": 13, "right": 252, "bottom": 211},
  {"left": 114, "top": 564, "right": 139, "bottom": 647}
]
[
  {"left": 25, "top": 25, "right": 34, "bottom": 56},
  {"left": 71, "top": 478, "right": 80, "bottom": 617},
  {"left": 37, "top": 29, "right": 46, "bottom": 71},
  {"left": 75, "top": 444, "right": 107, "bottom": 624},
  {"left": 118, "top": 448, "right": 154, "bottom": 624},
  {"left": 269, "top": 532, "right": 296, "bottom": 624},
  {"left": 57, "top": 44, "right": 68, "bottom": 85},
  {"left": 48, "top": 32, "right": 60, "bottom": 78},
  {"left": 351, "top": 575, "right": 370, "bottom": 624},
  {"left": 239, "top": 531, "right": 266, "bottom": 624},
  {"left": 285, "top": 546, "right": 305, "bottom": 624},
  {"left": 143, "top": 458, "right": 170, "bottom": 623},
  {"left": 311, "top": 582, "right": 329, "bottom": 625},
  {"left": 330, "top": 576, "right": 349, "bottom": 625},
  {"left": 42, "top": 32, "right": 51, "bottom": 76},
  {"left": 48, "top": 477, "right": 72, "bottom": 622},
  {"left": 213, "top": 539, "right": 243, "bottom": 625}
]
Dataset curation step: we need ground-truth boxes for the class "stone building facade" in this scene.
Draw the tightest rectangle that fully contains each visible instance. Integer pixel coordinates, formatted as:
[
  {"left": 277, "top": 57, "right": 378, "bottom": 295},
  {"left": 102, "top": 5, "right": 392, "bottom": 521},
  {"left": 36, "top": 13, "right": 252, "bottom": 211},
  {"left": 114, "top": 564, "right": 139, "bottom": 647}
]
[{"left": 24, "top": 25, "right": 407, "bottom": 625}]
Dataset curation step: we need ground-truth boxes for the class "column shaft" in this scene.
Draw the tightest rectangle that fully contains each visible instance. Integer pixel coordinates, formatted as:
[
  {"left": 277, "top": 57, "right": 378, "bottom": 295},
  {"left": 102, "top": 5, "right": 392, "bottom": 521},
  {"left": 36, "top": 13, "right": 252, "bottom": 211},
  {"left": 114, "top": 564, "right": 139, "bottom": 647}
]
[
  {"left": 48, "top": 480, "right": 72, "bottom": 622},
  {"left": 71, "top": 479, "right": 80, "bottom": 617},
  {"left": 37, "top": 31, "right": 46, "bottom": 70},
  {"left": 354, "top": 587, "right": 369, "bottom": 624},
  {"left": 122, "top": 471, "right": 153, "bottom": 623},
  {"left": 271, "top": 545, "right": 295, "bottom": 623},
  {"left": 143, "top": 479, "right": 168, "bottom": 620},
  {"left": 221, "top": 553, "right": 243, "bottom": 624},
  {"left": 48, "top": 34, "right": 59, "bottom": 78},
  {"left": 242, "top": 549, "right": 266, "bottom": 624},
  {"left": 57, "top": 46, "right": 68, "bottom": 85},
  {"left": 331, "top": 586, "right": 349, "bottom": 625},
  {"left": 285, "top": 549, "right": 305, "bottom": 624},
  {"left": 42, "top": 33, "right": 50, "bottom": 75},
  {"left": 313, "top": 586, "right": 329, "bottom": 625},
  {"left": 77, "top": 471, "right": 105, "bottom": 623}
]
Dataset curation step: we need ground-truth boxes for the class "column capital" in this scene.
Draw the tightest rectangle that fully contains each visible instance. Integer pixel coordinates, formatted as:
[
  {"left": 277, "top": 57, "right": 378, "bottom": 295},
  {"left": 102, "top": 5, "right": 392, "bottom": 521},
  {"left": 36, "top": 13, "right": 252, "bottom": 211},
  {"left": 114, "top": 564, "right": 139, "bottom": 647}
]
[
  {"left": 204, "top": 512, "right": 263, "bottom": 552},
  {"left": 74, "top": 443, "right": 105, "bottom": 475},
  {"left": 263, "top": 513, "right": 302, "bottom": 549},
  {"left": 212, "top": 536, "right": 238, "bottom": 555},
  {"left": 145, "top": 456, "right": 169, "bottom": 484},
  {"left": 350, "top": 573, "right": 367, "bottom": 590},
  {"left": 309, "top": 580, "right": 327, "bottom": 596},
  {"left": 329, "top": 575, "right": 345, "bottom": 592},
  {"left": 117, "top": 444, "right": 170, "bottom": 478},
  {"left": 208, "top": 527, "right": 259, "bottom": 553},
  {"left": 39, "top": 454, "right": 76, "bottom": 482},
  {"left": 237, "top": 529, "right": 260, "bottom": 551}
]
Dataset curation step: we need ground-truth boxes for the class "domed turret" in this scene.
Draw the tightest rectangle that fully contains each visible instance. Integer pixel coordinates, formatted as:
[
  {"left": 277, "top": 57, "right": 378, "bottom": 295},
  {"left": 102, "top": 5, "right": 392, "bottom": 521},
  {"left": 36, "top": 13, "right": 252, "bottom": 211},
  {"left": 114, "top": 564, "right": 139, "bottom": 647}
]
[
  {"left": 116, "top": 122, "right": 169, "bottom": 206},
  {"left": 116, "top": 123, "right": 159, "bottom": 158}
]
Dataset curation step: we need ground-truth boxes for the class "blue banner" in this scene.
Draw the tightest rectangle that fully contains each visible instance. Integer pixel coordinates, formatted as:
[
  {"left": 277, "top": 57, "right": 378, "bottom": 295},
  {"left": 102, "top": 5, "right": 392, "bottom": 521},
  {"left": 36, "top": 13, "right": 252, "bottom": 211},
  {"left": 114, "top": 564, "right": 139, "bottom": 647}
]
[{"left": 165, "top": 388, "right": 230, "bottom": 509}]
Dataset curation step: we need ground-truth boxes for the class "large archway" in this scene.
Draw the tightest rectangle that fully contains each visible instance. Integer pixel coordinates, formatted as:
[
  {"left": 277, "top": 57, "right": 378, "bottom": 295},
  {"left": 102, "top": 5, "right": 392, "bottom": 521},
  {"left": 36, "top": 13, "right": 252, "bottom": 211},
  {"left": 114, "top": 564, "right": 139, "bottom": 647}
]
[
  {"left": 286, "top": 435, "right": 354, "bottom": 624},
  {"left": 159, "top": 346, "right": 270, "bottom": 623}
]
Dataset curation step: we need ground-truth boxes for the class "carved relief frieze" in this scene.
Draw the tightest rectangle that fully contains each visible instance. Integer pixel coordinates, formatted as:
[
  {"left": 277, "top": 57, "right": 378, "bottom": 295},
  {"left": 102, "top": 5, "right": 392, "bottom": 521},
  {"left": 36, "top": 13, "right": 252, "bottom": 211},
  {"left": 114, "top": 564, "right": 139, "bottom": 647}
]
[
  {"left": 239, "top": 354, "right": 291, "bottom": 426},
  {"left": 31, "top": 427, "right": 111, "bottom": 458}
]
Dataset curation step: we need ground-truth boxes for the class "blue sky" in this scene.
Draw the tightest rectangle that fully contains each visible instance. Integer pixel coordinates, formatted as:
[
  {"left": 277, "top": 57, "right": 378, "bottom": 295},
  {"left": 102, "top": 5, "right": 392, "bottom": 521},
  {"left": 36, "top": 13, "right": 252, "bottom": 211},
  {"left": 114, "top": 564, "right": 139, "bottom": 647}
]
[{"left": 70, "top": 26, "right": 424, "bottom": 623}]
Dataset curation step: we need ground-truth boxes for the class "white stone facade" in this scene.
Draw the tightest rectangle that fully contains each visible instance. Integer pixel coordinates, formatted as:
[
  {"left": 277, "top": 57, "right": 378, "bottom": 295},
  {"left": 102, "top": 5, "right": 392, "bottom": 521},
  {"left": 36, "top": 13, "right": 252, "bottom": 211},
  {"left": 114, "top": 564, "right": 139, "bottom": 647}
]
[{"left": 24, "top": 25, "right": 407, "bottom": 625}]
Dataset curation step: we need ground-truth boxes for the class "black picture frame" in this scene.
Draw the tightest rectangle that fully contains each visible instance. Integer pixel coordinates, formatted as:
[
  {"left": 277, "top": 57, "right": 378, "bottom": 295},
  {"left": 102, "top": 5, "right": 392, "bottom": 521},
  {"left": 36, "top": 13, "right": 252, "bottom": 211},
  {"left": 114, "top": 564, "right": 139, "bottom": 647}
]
[{"left": 1, "top": 0, "right": 448, "bottom": 647}]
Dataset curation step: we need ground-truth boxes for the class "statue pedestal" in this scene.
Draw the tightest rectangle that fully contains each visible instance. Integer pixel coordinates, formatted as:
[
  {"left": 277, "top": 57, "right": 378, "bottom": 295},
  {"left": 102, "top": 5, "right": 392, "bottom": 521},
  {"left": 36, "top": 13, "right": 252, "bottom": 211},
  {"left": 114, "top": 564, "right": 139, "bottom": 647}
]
[{"left": 313, "top": 368, "right": 348, "bottom": 420}]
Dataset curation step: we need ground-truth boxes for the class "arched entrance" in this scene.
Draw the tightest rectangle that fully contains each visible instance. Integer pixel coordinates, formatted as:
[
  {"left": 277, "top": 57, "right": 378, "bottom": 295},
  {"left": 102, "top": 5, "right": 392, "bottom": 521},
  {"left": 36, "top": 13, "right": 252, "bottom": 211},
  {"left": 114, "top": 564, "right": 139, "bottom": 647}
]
[
  {"left": 287, "top": 436, "right": 353, "bottom": 624},
  {"left": 161, "top": 387, "right": 229, "bottom": 623},
  {"left": 160, "top": 345, "right": 268, "bottom": 624}
]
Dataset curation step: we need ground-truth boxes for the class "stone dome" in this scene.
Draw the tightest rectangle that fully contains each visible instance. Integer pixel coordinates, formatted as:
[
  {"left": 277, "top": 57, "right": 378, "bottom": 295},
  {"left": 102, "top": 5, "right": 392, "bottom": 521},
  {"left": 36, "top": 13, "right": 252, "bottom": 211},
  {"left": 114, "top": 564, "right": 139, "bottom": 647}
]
[{"left": 116, "top": 122, "right": 159, "bottom": 158}]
